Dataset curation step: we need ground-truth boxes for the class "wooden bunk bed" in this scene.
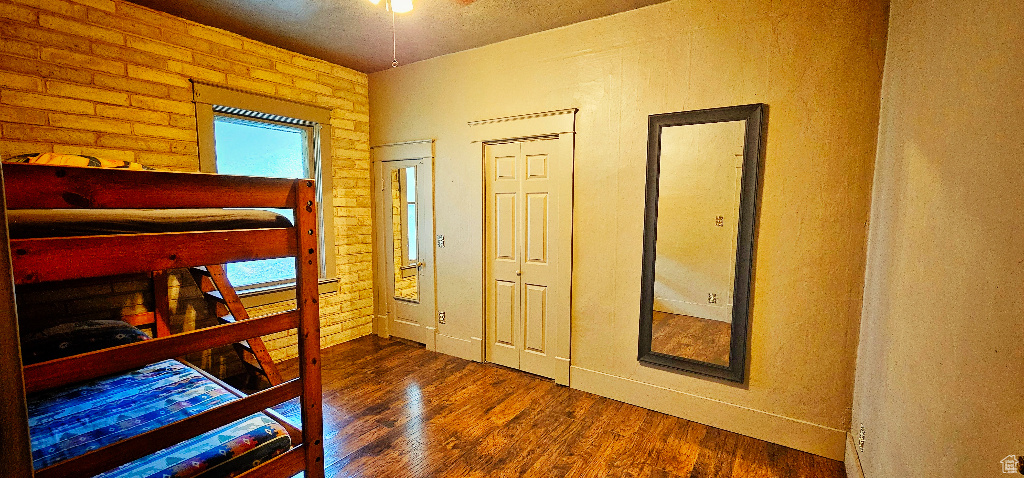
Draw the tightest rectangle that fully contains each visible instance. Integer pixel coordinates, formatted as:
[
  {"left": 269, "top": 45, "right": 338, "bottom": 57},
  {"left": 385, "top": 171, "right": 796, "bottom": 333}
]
[{"left": 0, "top": 162, "right": 325, "bottom": 478}]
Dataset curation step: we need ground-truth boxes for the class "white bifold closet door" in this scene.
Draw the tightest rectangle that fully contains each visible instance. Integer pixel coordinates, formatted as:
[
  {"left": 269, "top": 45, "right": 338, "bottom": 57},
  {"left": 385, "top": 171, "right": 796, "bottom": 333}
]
[{"left": 485, "top": 136, "right": 570, "bottom": 383}]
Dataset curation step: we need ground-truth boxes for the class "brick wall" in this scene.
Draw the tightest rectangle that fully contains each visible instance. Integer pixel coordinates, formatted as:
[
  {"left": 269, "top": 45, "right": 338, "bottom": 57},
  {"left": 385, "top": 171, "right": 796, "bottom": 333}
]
[{"left": 0, "top": 0, "right": 374, "bottom": 363}]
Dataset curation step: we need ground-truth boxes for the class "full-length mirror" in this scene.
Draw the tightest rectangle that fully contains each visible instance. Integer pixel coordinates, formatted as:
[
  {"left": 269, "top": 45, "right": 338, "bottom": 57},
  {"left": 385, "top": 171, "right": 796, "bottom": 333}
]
[
  {"left": 391, "top": 166, "right": 419, "bottom": 302},
  {"left": 639, "top": 104, "right": 765, "bottom": 382}
]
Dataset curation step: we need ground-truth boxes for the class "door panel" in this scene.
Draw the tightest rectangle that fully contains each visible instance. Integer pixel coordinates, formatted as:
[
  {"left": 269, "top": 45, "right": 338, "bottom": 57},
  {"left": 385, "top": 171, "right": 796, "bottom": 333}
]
[
  {"left": 379, "top": 158, "right": 436, "bottom": 347},
  {"left": 494, "top": 193, "right": 517, "bottom": 261},
  {"left": 494, "top": 280, "right": 517, "bottom": 346},
  {"left": 485, "top": 137, "right": 568, "bottom": 381},
  {"left": 523, "top": 284, "right": 546, "bottom": 353},
  {"left": 525, "top": 193, "right": 548, "bottom": 264}
]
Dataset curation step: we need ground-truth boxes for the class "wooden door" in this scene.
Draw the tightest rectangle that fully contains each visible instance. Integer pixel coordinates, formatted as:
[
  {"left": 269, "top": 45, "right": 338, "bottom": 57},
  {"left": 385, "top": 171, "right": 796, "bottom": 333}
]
[
  {"left": 485, "top": 136, "right": 569, "bottom": 381},
  {"left": 381, "top": 158, "right": 436, "bottom": 347}
]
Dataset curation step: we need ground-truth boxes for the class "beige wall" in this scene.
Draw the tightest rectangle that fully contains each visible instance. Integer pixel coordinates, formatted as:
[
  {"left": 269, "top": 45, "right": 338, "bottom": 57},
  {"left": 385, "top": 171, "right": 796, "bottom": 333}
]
[
  {"left": 0, "top": 0, "right": 373, "bottom": 361},
  {"left": 370, "top": 0, "right": 887, "bottom": 459},
  {"left": 850, "top": 0, "right": 1024, "bottom": 475}
]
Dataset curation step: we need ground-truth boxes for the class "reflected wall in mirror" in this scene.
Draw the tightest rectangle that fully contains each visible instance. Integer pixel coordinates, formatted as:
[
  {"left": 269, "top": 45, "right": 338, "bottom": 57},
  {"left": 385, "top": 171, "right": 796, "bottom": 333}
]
[
  {"left": 391, "top": 166, "right": 420, "bottom": 301},
  {"left": 639, "top": 104, "right": 765, "bottom": 383}
]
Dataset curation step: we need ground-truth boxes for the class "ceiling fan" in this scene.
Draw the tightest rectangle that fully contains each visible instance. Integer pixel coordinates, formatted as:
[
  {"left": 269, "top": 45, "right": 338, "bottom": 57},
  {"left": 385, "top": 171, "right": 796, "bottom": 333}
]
[
  {"left": 366, "top": 0, "right": 478, "bottom": 68},
  {"left": 366, "top": 0, "right": 478, "bottom": 13}
]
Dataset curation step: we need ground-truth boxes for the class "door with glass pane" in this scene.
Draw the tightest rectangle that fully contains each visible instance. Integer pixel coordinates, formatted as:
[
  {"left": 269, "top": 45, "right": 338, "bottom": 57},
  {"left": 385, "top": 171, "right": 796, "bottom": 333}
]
[{"left": 380, "top": 158, "right": 435, "bottom": 346}]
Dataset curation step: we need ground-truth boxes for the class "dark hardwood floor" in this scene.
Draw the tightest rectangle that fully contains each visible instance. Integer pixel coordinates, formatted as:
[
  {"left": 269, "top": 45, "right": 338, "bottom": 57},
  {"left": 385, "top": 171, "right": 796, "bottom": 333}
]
[
  {"left": 274, "top": 335, "right": 845, "bottom": 478},
  {"left": 651, "top": 311, "right": 732, "bottom": 366}
]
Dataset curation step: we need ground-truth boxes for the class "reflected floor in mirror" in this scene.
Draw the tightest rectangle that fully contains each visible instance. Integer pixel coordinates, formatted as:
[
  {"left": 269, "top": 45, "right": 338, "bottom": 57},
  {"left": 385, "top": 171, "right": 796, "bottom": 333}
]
[
  {"left": 651, "top": 311, "right": 731, "bottom": 367},
  {"left": 270, "top": 335, "right": 844, "bottom": 477}
]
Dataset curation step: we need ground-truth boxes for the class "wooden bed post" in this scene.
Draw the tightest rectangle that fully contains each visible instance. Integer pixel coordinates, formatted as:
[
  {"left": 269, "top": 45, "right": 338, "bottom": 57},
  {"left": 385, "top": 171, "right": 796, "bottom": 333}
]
[
  {"left": 152, "top": 270, "right": 172, "bottom": 337},
  {"left": 0, "top": 165, "right": 35, "bottom": 477},
  {"left": 294, "top": 179, "right": 325, "bottom": 478}
]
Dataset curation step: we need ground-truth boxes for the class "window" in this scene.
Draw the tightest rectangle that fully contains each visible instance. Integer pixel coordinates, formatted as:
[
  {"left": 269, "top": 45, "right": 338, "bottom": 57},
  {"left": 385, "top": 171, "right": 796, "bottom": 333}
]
[{"left": 194, "top": 82, "right": 337, "bottom": 303}]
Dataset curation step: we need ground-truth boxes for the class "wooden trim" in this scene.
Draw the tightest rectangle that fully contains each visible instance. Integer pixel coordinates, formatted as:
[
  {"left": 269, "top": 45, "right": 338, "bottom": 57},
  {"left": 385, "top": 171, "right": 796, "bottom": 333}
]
[
  {"left": 11, "top": 228, "right": 296, "bottom": 284},
  {"left": 294, "top": 180, "right": 325, "bottom": 478},
  {"left": 193, "top": 81, "right": 332, "bottom": 124},
  {"left": 36, "top": 380, "right": 302, "bottom": 478},
  {"left": 207, "top": 264, "right": 284, "bottom": 385},
  {"left": 467, "top": 108, "right": 577, "bottom": 126},
  {"left": 152, "top": 270, "right": 171, "bottom": 337},
  {"left": 0, "top": 165, "right": 34, "bottom": 478},
  {"left": 2, "top": 163, "right": 297, "bottom": 209},
  {"left": 468, "top": 108, "right": 577, "bottom": 143},
  {"left": 24, "top": 311, "right": 298, "bottom": 393},
  {"left": 189, "top": 363, "right": 303, "bottom": 444},
  {"left": 236, "top": 445, "right": 306, "bottom": 478}
]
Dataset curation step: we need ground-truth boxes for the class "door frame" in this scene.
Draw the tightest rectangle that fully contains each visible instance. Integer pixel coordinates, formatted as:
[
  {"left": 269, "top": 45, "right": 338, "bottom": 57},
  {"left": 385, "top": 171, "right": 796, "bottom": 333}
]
[
  {"left": 470, "top": 109, "right": 577, "bottom": 385},
  {"left": 371, "top": 139, "right": 437, "bottom": 351}
]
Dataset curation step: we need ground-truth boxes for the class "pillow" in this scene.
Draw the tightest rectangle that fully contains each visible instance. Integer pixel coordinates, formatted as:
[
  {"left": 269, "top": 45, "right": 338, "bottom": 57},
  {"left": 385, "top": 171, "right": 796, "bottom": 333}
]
[
  {"left": 20, "top": 320, "right": 150, "bottom": 365},
  {"left": 4, "top": 152, "right": 153, "bottom": 170}
]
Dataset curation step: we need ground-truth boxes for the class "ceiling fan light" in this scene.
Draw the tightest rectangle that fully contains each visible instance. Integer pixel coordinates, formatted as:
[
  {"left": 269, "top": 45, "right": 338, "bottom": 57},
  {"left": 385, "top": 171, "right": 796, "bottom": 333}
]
[
  {"left": 368, "top": 0, "right": 380, "bottom": 4},
  {"left": 391, "top": 0, "right": 413, "bottom": 13}
]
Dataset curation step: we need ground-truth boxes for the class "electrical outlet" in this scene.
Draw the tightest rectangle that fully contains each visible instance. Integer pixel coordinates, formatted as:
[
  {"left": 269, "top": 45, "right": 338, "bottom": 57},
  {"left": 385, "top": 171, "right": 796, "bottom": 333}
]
[
  {"left": 438, "top": 311, "right": 446, "bottom": 324},
  {"left": 715, "top": 215, "right": 725, "bottom": 227},
  {"left": 857, "top": 424, "right": 866, "bottom": 452},
  {"left": 437, "top": 234, "right": 445, "bottom": 248},
  {"left": 708, "top": 293, "right": 718, "bottom": 304}
]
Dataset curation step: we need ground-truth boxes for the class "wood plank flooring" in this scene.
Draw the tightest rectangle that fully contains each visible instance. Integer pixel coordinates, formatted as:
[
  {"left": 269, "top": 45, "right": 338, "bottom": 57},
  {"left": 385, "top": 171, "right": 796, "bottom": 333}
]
[
  {"left": 274, "top": 335, "right": 845, "bottom": 478},
  {"left": 651, "top": 311, "right": 732, "bottom": 366}
]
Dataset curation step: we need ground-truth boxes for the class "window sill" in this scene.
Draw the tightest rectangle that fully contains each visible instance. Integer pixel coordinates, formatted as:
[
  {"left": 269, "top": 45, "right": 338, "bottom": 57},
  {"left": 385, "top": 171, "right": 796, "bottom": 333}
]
[{"left": 236, "top": 278, "right": 339, "bottom": 309}]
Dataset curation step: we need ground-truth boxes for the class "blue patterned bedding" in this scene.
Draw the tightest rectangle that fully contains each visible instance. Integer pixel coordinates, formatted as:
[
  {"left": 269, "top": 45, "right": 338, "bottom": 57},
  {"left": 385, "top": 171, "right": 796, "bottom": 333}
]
[{"left": 28, "top": 360, "right": 291, "bottom": 477}]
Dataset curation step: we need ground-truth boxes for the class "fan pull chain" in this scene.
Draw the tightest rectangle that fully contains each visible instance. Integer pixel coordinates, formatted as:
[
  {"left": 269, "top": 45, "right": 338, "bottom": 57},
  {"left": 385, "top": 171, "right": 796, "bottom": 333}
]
[{"left": 392, "top": 8, "right": 398, "bottom": 68}]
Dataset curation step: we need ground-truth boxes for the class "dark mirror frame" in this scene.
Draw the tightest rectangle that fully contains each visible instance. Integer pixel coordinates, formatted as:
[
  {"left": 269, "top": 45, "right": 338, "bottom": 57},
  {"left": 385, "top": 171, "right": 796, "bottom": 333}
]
[{"left": 638, "top": 103, "right": 766, "bottom": 383}]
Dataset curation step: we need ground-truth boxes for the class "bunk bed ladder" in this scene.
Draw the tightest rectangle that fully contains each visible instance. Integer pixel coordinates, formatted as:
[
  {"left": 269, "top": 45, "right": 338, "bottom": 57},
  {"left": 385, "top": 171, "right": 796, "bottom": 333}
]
[{"left": 189, "top": 265, "right": 284, "bottom": 386}]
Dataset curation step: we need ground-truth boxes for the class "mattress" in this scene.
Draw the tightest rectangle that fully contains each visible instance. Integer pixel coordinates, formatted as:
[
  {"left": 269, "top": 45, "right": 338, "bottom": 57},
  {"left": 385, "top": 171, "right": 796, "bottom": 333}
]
[
  {"left": 28, "top": 360, "right": 291, "bottom": 478},
  {"left": 6, "top": 208, "right": 292, "bottom": 239}
]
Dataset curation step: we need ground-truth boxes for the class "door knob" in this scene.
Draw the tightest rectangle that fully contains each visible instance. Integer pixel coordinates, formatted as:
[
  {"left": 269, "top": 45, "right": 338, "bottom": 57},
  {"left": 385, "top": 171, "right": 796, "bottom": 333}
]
[{"left": 516, "top": 270, "right": 521, "bottom": 276}]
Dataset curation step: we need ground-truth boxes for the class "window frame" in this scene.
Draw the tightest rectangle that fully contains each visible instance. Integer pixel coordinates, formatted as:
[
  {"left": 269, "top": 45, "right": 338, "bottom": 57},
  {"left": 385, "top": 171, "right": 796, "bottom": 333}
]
[{"left": 193, "top": 81, "right": 338, "bottom": 306}]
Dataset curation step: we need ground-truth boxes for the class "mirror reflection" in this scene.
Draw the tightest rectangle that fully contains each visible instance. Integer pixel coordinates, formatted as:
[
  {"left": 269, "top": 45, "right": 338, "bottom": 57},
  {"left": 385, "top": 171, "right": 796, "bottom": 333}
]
[
  {"left": 650, "top": 121, "right": 745, "bottom": 367},
  {"left": 391, "top": 166, "right": 419, "bottom": 301}
]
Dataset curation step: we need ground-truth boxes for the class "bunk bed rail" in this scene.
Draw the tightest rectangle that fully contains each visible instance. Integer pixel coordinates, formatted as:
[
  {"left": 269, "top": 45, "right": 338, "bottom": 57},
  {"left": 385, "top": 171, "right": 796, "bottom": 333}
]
[
  {"left": 0, "top": 163, "right": 325, "bottom": 478},
  {"left": 2, "top": 162, "right": 297, "bottom": 210}
]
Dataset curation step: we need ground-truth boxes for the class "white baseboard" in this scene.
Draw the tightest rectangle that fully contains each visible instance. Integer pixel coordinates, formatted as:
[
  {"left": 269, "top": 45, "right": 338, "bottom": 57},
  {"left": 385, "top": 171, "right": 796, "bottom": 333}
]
[
  {"left": 845, "top": 432, "right": 866, "bottom": 478},
  {"left": 436, "top": 333, "right": 481, "bottom": 361},
  {"left": 569, "top": 365, "right": 847, "bottom": 460}
]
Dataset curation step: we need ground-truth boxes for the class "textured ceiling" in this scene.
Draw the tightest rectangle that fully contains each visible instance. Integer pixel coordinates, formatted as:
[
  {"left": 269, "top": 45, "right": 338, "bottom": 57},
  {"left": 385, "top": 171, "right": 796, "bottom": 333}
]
[{"left": 127, "top": 0, "right": 674, "bottom": 73}]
